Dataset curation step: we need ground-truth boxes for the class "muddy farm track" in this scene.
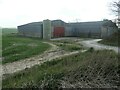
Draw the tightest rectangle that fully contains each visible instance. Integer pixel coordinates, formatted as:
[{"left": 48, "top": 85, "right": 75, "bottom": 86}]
[
  {"left": 2, "top": 38, "right": 119, "bottom": 77},
  {"left": 80, "top": 39, "right": 119, "bottom": 53},
  {"left": 2, "top": 42, "right": 80, "bottom": 76}
]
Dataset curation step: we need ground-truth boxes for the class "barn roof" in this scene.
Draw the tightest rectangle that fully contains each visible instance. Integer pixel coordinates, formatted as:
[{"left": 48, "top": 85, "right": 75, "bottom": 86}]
[{"left": 18, "top": 21, "right": 42, "bottom": 27}]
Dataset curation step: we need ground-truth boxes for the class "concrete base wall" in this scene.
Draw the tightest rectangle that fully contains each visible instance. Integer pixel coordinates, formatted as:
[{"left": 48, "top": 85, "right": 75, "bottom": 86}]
[{"left": 43, "top": 19, "right": 51, "bottom": 40}]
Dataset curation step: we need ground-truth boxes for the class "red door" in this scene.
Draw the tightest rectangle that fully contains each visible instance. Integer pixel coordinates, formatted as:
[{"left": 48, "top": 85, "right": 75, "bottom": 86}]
[{"left": 53, "top": 27, "right": 65, "bottom": 37}]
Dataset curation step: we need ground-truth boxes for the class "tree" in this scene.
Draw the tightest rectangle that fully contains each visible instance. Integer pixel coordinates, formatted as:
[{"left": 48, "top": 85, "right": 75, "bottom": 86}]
[
  {"left": 111, "top": 1, "right": 120, "bottom": 28},
  {"left": 111, "top": 1, "right": 120, "bottom": 16}
]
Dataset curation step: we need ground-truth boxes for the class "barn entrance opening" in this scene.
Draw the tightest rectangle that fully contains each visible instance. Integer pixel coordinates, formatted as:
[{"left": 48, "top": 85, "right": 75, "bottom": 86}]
[{"left": 53, "top": 27, "right": 65, "bottom": 38}]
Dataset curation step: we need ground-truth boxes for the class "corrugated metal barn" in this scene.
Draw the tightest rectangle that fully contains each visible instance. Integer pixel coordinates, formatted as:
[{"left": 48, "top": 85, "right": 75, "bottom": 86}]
[
  {"left": 64, "top": 20, "right": 117, "bottom": 38},
  {"left": 18, "top": 22, "right": 43, "bottom": 38},
  {"left": 67, "top": 21, "right": 106, "bottom": 38},
  {"left": 18, "top": 19, "right": 118, "bottom": 39}
]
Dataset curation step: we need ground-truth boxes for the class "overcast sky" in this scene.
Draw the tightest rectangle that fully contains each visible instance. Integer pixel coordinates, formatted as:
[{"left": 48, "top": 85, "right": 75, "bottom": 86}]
[{"left": 0, "top": 0, "right": 116, "bottom": 28}]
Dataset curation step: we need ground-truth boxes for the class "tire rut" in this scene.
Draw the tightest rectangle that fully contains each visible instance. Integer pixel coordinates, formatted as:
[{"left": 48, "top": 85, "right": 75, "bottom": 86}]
[{"left": 2, "top": 42, "right": 80, "bottom": 76}]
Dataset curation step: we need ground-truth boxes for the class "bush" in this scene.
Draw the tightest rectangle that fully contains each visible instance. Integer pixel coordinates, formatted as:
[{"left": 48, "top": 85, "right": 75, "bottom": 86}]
[
  {"left": 99, "top": 30, "right": 120, "bottom": 47},
  {"left": 87, "top": 47, "right": 94, "bottom": 52}
]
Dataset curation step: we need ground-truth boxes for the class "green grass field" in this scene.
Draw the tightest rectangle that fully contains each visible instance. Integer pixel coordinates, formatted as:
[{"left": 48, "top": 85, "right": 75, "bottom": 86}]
[
  {"left": 2, "top": 50, "right": 119, "bottom": 88},
  {"left": 2, "top": 28, "right": 50, "bottom": 64},
  {"left": 2, "top": 28, "right": 18, "bottom": 35}
]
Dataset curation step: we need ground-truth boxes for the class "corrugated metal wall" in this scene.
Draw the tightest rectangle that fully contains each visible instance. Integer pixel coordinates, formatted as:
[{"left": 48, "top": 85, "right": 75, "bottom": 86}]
[
  {"left": 65, "top": 24, "right": 74, "bottom": 37},
  {"left": 107, "top": 27, "right": 117, "bottom": 36},
  {"left": 76, "top": 22, "right": 102, "bottom": 38},
  {"left": 18, "top": 22, "right": 43, "bottom": 38},
  {"left": 101, "top": 26, "right": 118, "bottom": 38},
  {"left": 101, "top": 27, "right": 108, "bottom": 38},
  {"left": 65, "top": 21, "right": 105, "bottom": 38},
  {"left": 101, "top": 20, "right": 118, "bottom": 38}
]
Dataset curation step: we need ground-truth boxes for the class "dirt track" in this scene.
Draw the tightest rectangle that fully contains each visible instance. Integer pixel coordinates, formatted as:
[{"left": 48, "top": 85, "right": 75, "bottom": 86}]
[
  {"left": 80, "top": 39, "right": 119, "bottom": 53},
  {"left": 2, "top": 38, "right": 119, "bottom": 76},
  {"left": 2, "top": 42, "right": 80, "bottom": 75},
  {"left": 51, "top": 37, "right": 119, "bottom": 53}
]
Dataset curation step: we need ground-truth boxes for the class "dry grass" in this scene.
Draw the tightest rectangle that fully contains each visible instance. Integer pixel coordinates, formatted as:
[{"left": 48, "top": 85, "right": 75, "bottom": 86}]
[
  {"left": 2, "top": 50, "right": 119, "bottom": 88},
  {"left": 61, "top": 50, "right": 119, "bottom": 88}
]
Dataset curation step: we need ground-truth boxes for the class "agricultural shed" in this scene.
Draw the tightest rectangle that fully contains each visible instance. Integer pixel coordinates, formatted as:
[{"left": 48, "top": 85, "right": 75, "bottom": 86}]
[
  {"left": 67, "top": 21, "right": 104, "bottom": 38},
  {"left": 18, "top": 19, "right": 118, "bottom": 39},
  {"left": 65, "top": 20, "right": 118, "bottom": 38},
  {"left": 18, "top": 22, "right": 43, "bottom": 38}
]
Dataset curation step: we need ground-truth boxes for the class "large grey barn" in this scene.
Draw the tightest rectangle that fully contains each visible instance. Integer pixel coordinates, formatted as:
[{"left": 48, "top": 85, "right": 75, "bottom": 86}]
[
  {"left": 18, "top": 22, "right": 43, "bottom": 38},
  {"left": 18, "top": 19, "right": 118, "bottom": 39}
]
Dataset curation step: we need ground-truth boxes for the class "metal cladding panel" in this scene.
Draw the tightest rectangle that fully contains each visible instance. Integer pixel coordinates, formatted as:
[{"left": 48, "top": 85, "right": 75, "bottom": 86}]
[
  {"left": 101, "top": 20, "right": 118, "bottom": 38},
  {"left": 65, "top": 26, "right": 74, "bottom": 37},
  {"left": 73, "top": 22, "right": 102, "bottom": 33},
  {"left": 101, "top": 27, "right": 108, "bottom": 38},
  {"left": 68, "top": 21, "right": 105, "bottom": 38},
  {"left": 107, "top": 27, "right": 117, "bottom": 36},
  {"left": 53, "top": 27, "right": 65, "bottom": 37},
  {"left": 51, "top": 26, "right": 54, "bottom": 38},
  {"left": 101, "top": 26, "right": 118, "bottom": 38},
  {"left": 18, "top": 22, "right": 43, "bottom": 38},
  {"left": 43, "top": 19, "right": 51, "bottom": 39}
]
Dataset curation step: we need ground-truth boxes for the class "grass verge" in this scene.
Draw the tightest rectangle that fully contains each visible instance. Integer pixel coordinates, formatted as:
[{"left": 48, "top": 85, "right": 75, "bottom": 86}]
[
  {"left": 56, "top": 43, "right": 82, "bottom": 51},
  {"left": 2, "top": 28, "right": 18, "bottom": 35},
  {"left": 51, "top": 39, "right": 83, "bottom": 52},
  {"left": 2, "top": 50, "right": 119, "bottom": 88}
]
